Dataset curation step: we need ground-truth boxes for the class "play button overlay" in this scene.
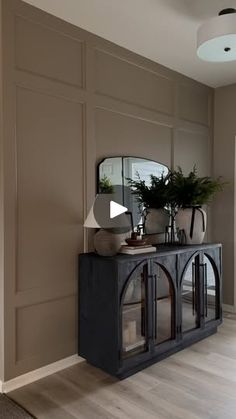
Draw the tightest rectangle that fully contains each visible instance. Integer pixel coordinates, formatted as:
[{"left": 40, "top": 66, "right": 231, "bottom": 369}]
[
  {"left": 92, "top": 184, "right": 141, "bottom": 234},
  {"left": 110, "top": 201, "right": 128, "bottom": 219}
]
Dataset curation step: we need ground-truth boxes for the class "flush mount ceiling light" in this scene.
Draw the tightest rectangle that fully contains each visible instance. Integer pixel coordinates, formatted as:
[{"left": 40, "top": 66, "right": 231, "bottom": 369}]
[{"left": 197, "top": 8, "right": 236, "bottom": 62}]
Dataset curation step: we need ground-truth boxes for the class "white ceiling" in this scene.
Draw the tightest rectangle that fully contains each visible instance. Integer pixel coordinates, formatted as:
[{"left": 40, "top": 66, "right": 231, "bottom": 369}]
[{"left": 23, "top": 0, "right": 236, "bottom": 87}]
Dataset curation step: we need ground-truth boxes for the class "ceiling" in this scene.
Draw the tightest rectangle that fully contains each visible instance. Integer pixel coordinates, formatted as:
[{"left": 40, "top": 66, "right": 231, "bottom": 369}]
[{"left": 23, "top": 0, "right": 236, "bottom": 88}]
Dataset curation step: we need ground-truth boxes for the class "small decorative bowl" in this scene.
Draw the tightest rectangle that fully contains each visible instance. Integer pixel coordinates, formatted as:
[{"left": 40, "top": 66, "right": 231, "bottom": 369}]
[{"left": 125, "top": 239, "right": 147, "bottom": 246}]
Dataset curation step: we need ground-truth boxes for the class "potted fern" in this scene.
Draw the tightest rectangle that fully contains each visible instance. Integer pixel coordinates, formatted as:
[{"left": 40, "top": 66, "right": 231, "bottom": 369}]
[
  {"left": 128, "top": 173, "right": 170, "bottom": 239},
  {"left": 171, "top": 167, "right": 224, "bottom": 244}
]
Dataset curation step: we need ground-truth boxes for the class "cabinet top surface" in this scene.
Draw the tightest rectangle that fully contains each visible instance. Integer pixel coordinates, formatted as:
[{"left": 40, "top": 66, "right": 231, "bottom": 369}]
[{"left": 80, "top": 243, "right": 221, "bottom": 263}]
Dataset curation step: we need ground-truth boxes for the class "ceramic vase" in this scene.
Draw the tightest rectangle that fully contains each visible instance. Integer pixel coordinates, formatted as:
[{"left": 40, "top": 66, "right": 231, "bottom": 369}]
[
  {"left": 175, "top": 207, "right": 207, "bottom": 245},
  {"left": 94, "top": 229, "right": 122, "bottom": 256}
]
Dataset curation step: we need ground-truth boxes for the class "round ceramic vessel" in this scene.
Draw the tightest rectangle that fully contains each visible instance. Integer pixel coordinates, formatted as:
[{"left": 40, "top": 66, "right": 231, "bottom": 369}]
[
  {"left": 94, "top": 229, "right": 122, "bottom": 256},
  {"left": 175, "top": 207, "right": 207, "bottom": 245}
]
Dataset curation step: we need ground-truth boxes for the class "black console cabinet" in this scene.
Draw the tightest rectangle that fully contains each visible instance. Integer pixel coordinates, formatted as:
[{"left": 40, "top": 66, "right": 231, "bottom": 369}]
[{"left": 79, "top": 244, "right": 222, "bottom": 379}]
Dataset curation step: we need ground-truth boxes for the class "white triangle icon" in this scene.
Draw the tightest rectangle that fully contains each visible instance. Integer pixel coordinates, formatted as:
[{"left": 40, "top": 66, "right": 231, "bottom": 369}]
[{"left": 110, "top": 201, "right": 128, "bottom": 219}]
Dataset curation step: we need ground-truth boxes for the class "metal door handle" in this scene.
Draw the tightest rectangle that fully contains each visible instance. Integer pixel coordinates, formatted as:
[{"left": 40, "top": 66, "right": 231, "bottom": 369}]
[
  {"left": 200, "top": 262, "right": 208, "bottom": 318},
  {"left": 192, "top": 263, "right": 195, "bottom": 315},
  {"left": 204, "top": 263, "right": 208, "bottom": 317},
  {"left": 153, "top": 274, "right": 157, "bottom": 340}
]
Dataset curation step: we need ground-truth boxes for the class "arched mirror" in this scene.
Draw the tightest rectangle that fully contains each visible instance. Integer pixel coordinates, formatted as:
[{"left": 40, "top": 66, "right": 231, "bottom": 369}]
[{"left": 97, "top": 156, "right": 169, "bottom": 230}]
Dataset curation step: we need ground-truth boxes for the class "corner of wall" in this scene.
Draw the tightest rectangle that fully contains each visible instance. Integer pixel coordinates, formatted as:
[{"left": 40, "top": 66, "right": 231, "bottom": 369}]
[
  {"left": 0, "top": 0, "right": 5, "bottom": 384},
  {"left": 213, "top": 85, "right": 236, "bottom": 307}
]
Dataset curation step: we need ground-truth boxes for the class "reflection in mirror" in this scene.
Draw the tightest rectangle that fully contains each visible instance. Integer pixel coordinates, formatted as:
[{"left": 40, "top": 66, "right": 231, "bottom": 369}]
[
  {"left": 98, "top": 157, "right": 123, "bottom": 204},
  {"left": 98, "top": 157, "right": 169, "bottom": 230}
]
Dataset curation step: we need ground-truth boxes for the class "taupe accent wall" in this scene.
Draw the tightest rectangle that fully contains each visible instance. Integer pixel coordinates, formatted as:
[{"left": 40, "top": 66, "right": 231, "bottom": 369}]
[
  {"left": 214, "top": 85, "right": 236, "bottom": 307},
  {"left": 0, "top": 0, "right": 213, "bottom": 380}
]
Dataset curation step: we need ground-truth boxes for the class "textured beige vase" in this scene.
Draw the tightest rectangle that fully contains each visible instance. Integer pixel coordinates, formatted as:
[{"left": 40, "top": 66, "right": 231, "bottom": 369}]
[
  {"left": 94, "top": 229, "right": 122, "bottom": 256},
  {"left": 145, "top": 209, "right": 169, "bottom": 235},
  {"left": 175, "top": 208, "right": 207, "bottom": 245}
]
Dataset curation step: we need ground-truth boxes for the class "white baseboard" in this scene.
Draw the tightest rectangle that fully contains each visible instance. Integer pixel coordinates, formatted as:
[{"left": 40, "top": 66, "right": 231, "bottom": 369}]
[
  {"left": 2, "top": 354, "right": 83, "bottom": 393},
  {"left": 223, "top": 303, "right": 236, "bottom": 313}
]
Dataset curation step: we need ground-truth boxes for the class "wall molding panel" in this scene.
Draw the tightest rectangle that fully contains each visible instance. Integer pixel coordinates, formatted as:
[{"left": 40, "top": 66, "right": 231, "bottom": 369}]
[
  {"left": 94, "top": 48, "right": 175, "bottom": 116},
  {"left": 15, "top": 15, "right": 86, "bottom": 89}
]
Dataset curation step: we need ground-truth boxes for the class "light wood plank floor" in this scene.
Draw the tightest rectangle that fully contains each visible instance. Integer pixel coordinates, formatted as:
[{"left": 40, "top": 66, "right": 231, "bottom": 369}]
[{"left": 9, "top": 314, "right": 236, "bottom": 419}]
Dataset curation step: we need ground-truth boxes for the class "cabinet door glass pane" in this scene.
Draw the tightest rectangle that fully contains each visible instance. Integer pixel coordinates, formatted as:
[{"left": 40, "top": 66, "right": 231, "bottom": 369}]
[
  {"left": 204, "top": 254, "right": 217, "bottom": 322},
  {"left": 182, "top": 256, "right": 199, "bottom": 332},
  {"left": 153, "top": 263, "right": 173, "bottom": 345},
  {"left": 122, "top": 264, "right": 148, "bottom": 358}
]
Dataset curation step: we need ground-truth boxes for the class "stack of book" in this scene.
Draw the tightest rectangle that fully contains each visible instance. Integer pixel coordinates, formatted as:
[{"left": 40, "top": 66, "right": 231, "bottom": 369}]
[{"left": 119, "top": 244, "right": 156, "bottom": 255}]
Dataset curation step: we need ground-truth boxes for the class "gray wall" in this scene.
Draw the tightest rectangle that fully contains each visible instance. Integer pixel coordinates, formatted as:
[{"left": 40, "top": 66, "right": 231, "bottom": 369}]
[
  {"left": 214, "top": 85, "right": 236, "bottom": 307},
  {"left": 0, "top": 0, "right": 213, "bottom": 380}
]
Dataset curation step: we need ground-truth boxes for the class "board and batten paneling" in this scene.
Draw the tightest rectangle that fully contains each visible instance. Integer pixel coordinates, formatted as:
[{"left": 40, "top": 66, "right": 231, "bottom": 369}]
[
  {"left": 174, "top": 129, "right": 211, "bottom": 176},
  {"left": 16, "top": 296, "right": 77, "bottom": 367},
  {"left": 16, "top": 87, "right": 84, "bottom": 292},
  {"left": 94, "top": 49, "right": 174, "bottom": 115},
  {"left": 1, "top": 0, "right": 213, "bottom": 380},
  {"left": 2, "top": 0, "right": 86, "bottom": 379},
  {"left": 95, "top": 108, "right": 172, "bottom": 166},
  {"left": 178, "top": 83, "right": 211, "bottom": 126},
  {"left": 15, "top": 15, "right": 85, "bottom": 88}
]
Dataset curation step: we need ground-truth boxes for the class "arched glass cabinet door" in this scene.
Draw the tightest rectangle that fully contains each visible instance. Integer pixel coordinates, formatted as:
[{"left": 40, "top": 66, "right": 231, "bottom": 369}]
[
  {"left": 121, "top": 263, "right": 148, "bottom": 359},
  {"left": 203, "top": 254, "right": 219, "bottom": 322},
  {"left": 152, "top": 262, "right": 175, "bottom": 345},
  {"left": 181, "top": 255, "right": 200, "bottom": 333}
]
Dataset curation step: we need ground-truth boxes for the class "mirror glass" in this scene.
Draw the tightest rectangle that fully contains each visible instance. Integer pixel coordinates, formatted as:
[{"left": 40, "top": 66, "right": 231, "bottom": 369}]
[{"left": 98, "top": 157, "right": 169, "bottom": 229}]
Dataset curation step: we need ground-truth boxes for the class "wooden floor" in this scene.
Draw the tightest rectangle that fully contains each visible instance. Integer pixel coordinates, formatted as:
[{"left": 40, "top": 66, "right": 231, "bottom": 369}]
[{"left": 9, "top": 314, "right": 236, "bottom": 419}]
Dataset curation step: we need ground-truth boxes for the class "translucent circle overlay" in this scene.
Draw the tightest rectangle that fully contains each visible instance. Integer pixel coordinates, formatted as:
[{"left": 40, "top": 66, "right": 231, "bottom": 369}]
[{"left": 94, "top": 185, "right": 141, "bottom": 234}]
